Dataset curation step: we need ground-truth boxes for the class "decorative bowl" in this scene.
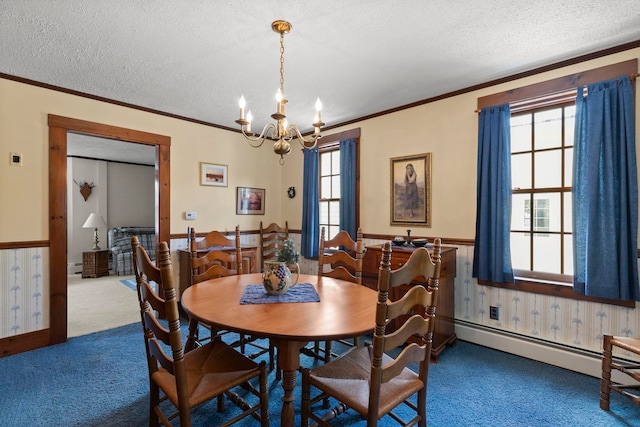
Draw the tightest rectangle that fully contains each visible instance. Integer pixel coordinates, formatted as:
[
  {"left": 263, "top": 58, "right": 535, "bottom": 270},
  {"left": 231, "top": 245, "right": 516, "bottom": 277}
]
[
  {"left": 412, "top": 239, "right": 427, "bottom": 247},
  {"left": 391, "top": 238, "right": 406, "bottom": 246}
]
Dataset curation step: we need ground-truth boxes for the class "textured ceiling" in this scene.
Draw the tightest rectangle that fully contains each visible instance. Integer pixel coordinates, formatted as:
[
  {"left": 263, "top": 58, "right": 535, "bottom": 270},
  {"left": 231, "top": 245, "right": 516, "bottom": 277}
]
[{"left": 2, "top": 1, "right": 640, "bottom": 159}]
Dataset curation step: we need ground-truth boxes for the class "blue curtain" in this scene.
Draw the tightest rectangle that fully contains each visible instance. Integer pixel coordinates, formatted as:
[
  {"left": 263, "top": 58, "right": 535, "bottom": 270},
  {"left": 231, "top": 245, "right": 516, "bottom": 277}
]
[
  {"left": 472, "top": 103, "right": 514, "bottom": 283},
  {"left": 573, "top": 76, "right": 639, "bottom": 300},
  {"left": 301, "top": 147, "right": 320, "bottom": 258},
  {"left": 339, "top": 138, "right": 357, "bottom": 238}
]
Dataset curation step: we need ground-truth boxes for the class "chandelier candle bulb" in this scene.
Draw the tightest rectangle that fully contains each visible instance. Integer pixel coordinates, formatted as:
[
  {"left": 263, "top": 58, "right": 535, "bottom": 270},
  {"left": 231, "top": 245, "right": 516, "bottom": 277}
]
[
  {"left": 239, "top": 95, "right": 246, "bottom": 120},
  {"left": 246, "top": 111, "right": 252, "bottom": 134},
  {"left": 315, "top": 98, "right": 322, "bottom": 122}
]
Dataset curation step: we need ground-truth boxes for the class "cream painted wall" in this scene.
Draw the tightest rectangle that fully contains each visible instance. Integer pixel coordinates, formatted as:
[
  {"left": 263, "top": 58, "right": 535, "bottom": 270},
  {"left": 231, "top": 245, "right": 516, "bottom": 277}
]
[
  {"left": 0, "top": 77, "right": 286, "bottom": 241},
  {"left": 2, "top": 47, "right": 640, "bottom": 369}
]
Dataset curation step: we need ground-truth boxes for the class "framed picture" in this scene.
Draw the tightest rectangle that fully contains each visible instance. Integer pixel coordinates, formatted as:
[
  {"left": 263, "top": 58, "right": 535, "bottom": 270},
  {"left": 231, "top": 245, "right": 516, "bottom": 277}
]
[
  {"left": 200, "top": 162, "right": 228, "bottom": 187},
  {"left": 236, "top": 187, "right": 265, "bottom": 215},
  {"left": 390, "top": 153, "right": 431, "bottom": 226}
]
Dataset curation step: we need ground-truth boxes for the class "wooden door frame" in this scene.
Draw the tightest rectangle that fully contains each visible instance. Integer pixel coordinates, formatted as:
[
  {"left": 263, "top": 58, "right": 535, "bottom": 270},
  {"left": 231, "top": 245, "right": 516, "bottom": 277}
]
[{"left": 48, "top": 115, "right": 170, "bottom": 345}]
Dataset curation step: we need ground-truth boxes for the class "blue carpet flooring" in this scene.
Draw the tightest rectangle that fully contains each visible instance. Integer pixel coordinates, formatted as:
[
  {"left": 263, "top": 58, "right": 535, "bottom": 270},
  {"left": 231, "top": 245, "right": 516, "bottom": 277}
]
[
  {"left": 1, "top": 323, "right": 639, "bottom": 426},
  {"left": 119, "top": 278, "right": 137, "bottom": 291}
]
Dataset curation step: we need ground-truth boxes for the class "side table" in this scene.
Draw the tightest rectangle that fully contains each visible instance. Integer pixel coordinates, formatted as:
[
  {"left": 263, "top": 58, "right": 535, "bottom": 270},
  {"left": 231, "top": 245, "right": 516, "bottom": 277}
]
[{"left": 82, "top": 250, "right": 109, "bottom": 278}]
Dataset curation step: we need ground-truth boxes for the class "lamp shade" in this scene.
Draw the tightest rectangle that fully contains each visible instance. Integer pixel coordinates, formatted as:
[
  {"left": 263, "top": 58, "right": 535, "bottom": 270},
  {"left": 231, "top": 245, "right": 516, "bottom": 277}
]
[{"left": 83, "top": 213, "right": 107, "bottom": 229}]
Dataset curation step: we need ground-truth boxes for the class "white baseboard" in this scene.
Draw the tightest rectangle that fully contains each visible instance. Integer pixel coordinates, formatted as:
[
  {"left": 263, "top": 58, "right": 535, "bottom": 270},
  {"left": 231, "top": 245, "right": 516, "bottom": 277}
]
[
  {"left": 68, "top": 263, "right": 82, "bottom": 275},
  {"left": 455, "top": 321, "right": 603, "bottom": 378}
]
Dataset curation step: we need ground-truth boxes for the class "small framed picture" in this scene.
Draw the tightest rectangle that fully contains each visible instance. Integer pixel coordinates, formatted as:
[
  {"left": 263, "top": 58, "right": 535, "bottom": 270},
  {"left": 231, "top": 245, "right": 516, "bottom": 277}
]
[
  {"left": 390, "top": 153, "right": 431, "bottom": 226},
  {"left": 236, "top": 187, "right": 265, "bottom": 215},
  {"left": 200, "top": 162, "right": 228, "bottom": 187}
]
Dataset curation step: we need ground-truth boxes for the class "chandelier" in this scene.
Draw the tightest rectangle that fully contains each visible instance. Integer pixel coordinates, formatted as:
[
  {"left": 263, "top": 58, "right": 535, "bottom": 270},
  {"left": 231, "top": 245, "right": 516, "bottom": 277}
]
[{"left": 235, "top": 20, "right": 324, "bottom": 165}]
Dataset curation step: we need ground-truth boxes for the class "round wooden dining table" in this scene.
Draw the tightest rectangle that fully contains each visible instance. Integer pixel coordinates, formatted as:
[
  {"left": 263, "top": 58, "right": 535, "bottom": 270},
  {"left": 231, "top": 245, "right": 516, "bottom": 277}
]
[{"left": 181, "top": 273, "right": 377, "bottom": 426}]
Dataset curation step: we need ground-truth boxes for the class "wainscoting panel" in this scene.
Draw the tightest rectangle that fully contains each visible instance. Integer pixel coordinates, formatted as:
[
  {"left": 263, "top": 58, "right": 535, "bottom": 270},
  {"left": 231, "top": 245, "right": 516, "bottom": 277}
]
[
  {"left": 453, "top": 243, "right": 640, "bottom": 366},
  {"left": 0, "top": 247, "right": 49, "bottom": 338}
]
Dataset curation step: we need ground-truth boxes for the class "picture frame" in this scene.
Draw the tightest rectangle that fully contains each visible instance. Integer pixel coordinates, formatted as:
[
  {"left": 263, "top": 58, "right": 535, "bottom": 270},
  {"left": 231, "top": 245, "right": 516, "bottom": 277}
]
[
  {"left": 390, "top": 153, "right": 431, "bottom": 226},
  {"left": 200, "top": 162, "right": 228, "bottom": 187},
  {"left": 236, "top": 187, "right": 265, "bottom": 215}
]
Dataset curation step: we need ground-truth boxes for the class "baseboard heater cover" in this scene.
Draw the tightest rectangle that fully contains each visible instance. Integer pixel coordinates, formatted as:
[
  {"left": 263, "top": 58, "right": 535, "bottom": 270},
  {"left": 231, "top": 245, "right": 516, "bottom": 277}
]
[{"left": 455, "top": 320, "right": 605, "bottom": 379}]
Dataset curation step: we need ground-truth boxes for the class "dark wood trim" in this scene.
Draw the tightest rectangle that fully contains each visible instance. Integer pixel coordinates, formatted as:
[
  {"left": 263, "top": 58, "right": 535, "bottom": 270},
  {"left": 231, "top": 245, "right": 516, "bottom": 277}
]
[
  {"left": 477, "top": 59, "right": 638, "bottom": 110},
  {"left": 2, "top": 73, "right": 237, "bottom": 133},
  {"left": 0, "top": 330, "right": 50, "bottom": 358},
  {"left": 67, "top": 155, "right": 154, "bottom": 168},
  {"left": 478, "top": 278, "right": 636, "bottom": 309},
  {"left": 322, "top": 41, "right": 640, "bottom": 132},
  {"left": 5, "top": 41, "right": 638, "bottom": 138},
  {"left": 317, "top": 128, "right": 361, "bottom": 145},
  {"left": 47, "top": 115, "right": 170, "bottom": 349},
  {"left": 0, "top": 241, "right": 49, "bottom": 249}
]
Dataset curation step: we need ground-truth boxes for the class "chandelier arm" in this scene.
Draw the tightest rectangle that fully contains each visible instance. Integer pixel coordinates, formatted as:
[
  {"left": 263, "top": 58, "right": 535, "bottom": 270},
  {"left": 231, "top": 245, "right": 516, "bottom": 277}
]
[
  {"left": 241, "top": 123, "right": 278, "bottom": 148},
  {"left": 288, "top": 124, "right": 321, "bottom": 150}
]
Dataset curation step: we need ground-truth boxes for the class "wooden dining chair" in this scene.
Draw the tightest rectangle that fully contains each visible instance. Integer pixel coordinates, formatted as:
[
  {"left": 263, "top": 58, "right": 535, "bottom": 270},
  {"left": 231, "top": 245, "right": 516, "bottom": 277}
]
[
  {"left": 131, "top": 236, "right": 270, "bottom": 427},
  {"left": 259, "top": 221, "right": 289, "bottom": 272},
  {"left": 188, "top": 227, "right": 274, "bottom": 369},
  {"left": 308, "top": 227, "right": 365, "bottom": 362},
  {"left": 600, "top": 334, "right": 640, "bottom": 410},
  {"left": 301, "top": 239, "right": 442, "bottom": 427}
]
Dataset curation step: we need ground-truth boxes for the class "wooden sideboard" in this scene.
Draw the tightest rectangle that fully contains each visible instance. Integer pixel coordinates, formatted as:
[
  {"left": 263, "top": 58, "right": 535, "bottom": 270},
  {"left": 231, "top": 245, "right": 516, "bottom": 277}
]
[
  {"left": 177, "top": 246, "right": 258, "bottom": 297},
  {"left": 363, "top": 244, "right": 457, "bottom": 361}
]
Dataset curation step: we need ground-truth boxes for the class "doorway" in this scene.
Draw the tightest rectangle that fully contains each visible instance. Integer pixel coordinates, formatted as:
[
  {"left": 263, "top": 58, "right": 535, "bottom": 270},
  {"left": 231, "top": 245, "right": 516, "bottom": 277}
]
[{"left": 48, "top": 115, "right": 170, "bottom": 345}]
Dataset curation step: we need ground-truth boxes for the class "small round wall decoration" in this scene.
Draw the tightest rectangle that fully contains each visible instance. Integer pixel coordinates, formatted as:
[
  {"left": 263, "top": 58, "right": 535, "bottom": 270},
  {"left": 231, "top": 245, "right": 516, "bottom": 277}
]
[{"left": 287, "top": 186, "right": 296, "bottom": 198}]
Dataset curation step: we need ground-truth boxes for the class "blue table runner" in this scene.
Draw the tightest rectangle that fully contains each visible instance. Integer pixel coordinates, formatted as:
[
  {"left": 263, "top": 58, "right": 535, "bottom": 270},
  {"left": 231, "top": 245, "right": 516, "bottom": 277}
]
[{"left": 240, "top": 283, "right": 320, "bottom": 304}]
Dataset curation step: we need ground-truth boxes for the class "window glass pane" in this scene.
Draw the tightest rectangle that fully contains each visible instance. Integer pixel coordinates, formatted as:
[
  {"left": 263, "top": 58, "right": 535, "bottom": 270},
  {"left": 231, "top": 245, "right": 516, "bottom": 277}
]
[
  {"left": 510, "top": 232, "right": 531, "bottom": 270},
  {"left": 319, "top": 201, "right": 329, "bottom": 224},
  {"left": 512, "top": 153, "right": 531, "bottom": 190},
  {"left": 534, "top": 150, "right": 562, "bottom": 188},
  {"left": 534, "top": 193, "right": 560, "bottom": 232},
  {"left": 564, "top": 192, "right": 572, "bottom": 232},
  {"left": 331, "top": 151, "right": 340, "bottom": 175},
  {"left": 563, "top": 234, "right": 573, "bottom": 276},
  {"left": 320, "top": 152, "right": 331, "bottom": 175},
  {"left": 328, "top": 201, "right": 340, "bottom": 224},
  {"left": 511, "top": 193, "right": 530, "bottom": 230},
  {"left": 564, "top": 105, "right": 575, "bottom": 147},
  {"left": 511, "top": 114, "right": 532, "bottom": 153},
  {"left": 320, "top": 176, "right": 331, "bottom": 199},
  {"left": 564, "top": 147, "right": 573, "bottom": 187},
  {"left": 331, "top": 176, "right": 340, "bottom": 198},
  {"left": 329, "top": 226, "right": 340, "bottom": 241},
  {"left": 534, "top": 109, "right": 562, "bottom": 150},
  {"left": 532, "top": 233, "right": 561, "bottom": 274}
]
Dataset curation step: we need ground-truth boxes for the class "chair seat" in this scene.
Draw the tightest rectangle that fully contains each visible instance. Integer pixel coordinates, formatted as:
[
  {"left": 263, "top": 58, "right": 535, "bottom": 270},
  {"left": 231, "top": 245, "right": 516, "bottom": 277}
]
[
  {"left": 152, "top": 340, "right": 263, "bottom": 408},
  {"left": 307, "top": 346, "right": 423, "bottom": 417}
]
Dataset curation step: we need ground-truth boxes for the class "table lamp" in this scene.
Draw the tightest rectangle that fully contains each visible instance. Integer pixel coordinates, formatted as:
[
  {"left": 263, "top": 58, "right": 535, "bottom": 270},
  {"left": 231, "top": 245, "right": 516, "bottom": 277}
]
[{"left": 83, "top": 213, "right": 107, "bottom": 250}]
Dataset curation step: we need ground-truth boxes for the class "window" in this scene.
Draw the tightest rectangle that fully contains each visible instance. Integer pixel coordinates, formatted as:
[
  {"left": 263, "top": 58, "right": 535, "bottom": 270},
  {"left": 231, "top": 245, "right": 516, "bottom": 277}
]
[
  {"left": 510, "top": 104, "right": 575, "bottom": 281},
  {"left": 319, "top": 149, "right": 341, "bottom": 240},
  {"left": 476, "top": 60, "right": 636, "bottom": 306}
]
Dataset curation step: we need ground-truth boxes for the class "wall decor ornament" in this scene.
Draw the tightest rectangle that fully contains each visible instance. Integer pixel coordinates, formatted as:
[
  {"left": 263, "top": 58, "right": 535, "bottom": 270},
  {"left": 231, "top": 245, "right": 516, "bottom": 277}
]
[
  {"left": 390, "top": 153, "right": 431, "bottom": 226},
  {"left": 287, "top": 186, "right": 296, "bottom": 198},
  {"left": 73, "top": 179, "right": 96, "bottom": 201}
]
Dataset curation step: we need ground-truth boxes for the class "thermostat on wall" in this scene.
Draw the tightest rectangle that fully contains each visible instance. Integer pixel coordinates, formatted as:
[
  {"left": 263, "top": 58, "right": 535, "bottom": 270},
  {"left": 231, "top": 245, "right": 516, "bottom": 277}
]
[
  {"left": 185, "top": 211, "right": 197, "bottom": 220},
  {"left": 10, "top": 152, "right": 22, "bottom": 166}
]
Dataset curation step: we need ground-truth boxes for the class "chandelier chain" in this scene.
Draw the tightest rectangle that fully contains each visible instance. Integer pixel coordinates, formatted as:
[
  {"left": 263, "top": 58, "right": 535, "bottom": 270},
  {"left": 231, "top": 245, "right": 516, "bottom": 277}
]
[{"left": 279, "top": 32, "right": 285, "bottom": 95}]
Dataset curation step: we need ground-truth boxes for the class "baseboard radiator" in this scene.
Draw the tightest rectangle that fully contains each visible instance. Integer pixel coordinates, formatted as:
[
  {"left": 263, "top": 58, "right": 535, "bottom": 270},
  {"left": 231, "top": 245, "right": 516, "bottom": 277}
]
[{"left": 455, "top": 320, "right": 605, "bottom": 379}]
